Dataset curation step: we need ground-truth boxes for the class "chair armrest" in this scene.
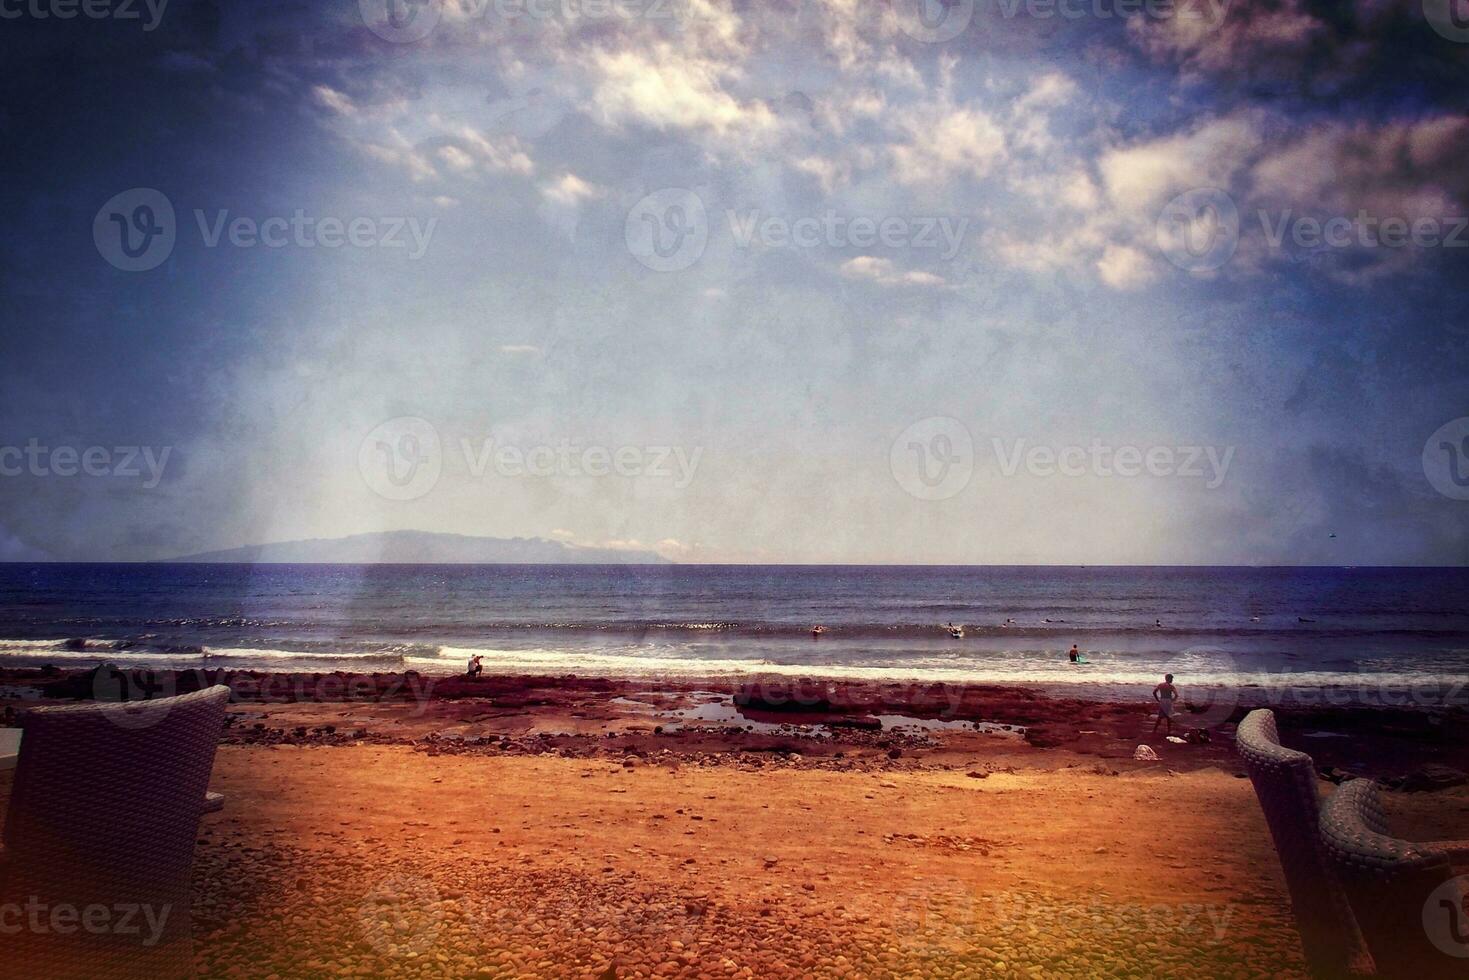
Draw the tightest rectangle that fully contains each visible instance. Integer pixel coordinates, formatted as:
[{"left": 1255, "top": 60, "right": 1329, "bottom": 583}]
[
  {"left": 203, "top": 791, "right": 225, "bottom": 814},
  {"left": 1418, "top": 839, "right": 1469, "bottom": 867}
]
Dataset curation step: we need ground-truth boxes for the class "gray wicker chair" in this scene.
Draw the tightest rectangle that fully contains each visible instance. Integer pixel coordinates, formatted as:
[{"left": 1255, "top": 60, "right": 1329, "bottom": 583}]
[
  {"left": 1321, "top": 778, "right": 1469, "bottom": 978},
  {"left": 1236, "top": 709, "right": 1376, "bottom": 977},
  {"left": 0, "top": 685, "right": 230, "bottom": 979}
]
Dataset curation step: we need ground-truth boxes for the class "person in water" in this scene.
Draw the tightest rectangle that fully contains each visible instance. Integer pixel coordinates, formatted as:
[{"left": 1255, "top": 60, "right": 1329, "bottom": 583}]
[
  {"left": 466, "top": 654, "right": 484, "bottom": 679},
  {"left": 1068, "top": 644, "right": 1080, "bottom": 663},
  {"left": 1152, "top": 673, "right": 1178, "bottom": 736}
]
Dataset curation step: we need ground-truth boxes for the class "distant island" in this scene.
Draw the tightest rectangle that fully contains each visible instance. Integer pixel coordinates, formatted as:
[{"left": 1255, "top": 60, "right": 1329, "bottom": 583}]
[{"left": 165, "top": 530, "right": 671, "bottom": 564}]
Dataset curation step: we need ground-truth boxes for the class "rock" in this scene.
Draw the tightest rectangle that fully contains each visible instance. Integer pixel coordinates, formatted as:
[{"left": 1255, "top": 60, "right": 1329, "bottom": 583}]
[
  {"left": 1133, "top": 745, "right": 1159, "bottom": 761},
  {"left": 1384, "top": 764, "right": 1469, "bottom": 793}
]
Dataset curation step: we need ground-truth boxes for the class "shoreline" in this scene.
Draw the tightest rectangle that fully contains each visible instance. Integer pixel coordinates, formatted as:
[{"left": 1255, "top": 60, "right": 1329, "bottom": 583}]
[{"left": 4, "top": 665, "right": 1468, "bottom": 785}]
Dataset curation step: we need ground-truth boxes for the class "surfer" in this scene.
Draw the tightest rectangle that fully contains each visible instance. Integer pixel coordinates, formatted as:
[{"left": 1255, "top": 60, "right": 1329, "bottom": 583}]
[
  {"left": 811, "top": 625, "right": 826, "bottom": 637},
  {"left": 1068, "top": 644, "right": 1080, "bottom": 664}
]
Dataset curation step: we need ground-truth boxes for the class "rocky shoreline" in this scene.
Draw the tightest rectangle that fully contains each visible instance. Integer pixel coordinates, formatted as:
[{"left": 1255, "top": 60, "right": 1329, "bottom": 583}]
[{"left": 4, "top": 665, "right": 1467, "bottom": 787}]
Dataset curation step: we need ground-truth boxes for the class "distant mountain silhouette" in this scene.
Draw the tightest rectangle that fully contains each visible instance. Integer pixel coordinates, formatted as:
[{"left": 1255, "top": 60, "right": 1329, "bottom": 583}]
[{"left": 165, "top": 530, "right": 670, "bottom": 564}]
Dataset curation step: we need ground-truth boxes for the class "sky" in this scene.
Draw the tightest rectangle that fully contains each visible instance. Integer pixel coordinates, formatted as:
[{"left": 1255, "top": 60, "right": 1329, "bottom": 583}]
[{"left": 0, "top": 0, "right": 1467, "bottom": 565}]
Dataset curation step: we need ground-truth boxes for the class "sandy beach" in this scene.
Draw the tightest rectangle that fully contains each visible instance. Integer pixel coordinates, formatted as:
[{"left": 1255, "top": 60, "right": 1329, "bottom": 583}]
[{"left": 3, "top": 667, "right": 1468, "bottom": 977}]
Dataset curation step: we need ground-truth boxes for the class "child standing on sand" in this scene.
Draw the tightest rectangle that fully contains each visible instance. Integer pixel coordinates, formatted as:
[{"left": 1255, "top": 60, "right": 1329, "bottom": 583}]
[{"left": 1152, "top": 674, "right": 1178, "bottom": 736}]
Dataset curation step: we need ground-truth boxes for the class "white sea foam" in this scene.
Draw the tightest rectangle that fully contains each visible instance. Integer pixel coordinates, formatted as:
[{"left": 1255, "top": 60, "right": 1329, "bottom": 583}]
[
  {"left": 426, "top": 645, "right": 1469, "bottom": 693},
  {"left": 4, "top": 639, "right": 1467, "bottom": 700}
]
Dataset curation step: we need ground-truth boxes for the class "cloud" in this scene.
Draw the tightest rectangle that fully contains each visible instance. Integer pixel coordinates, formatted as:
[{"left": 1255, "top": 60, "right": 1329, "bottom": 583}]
[
  {"left": 1099, "top": 114, "right": 1262, "bottom": 213},
  {"left": 1128, "top": 0, "right": 1322, "bottom": 77},
  {"left": 1251, "top": 115, "right": 1469, "bottom": 218},
  {"left": 311, "top": 84, "right": 356, "bottom": 117},
  {"left": 839, "top": 256, "right": 946, "bottom": 287},
  {"left": 891, "top": 105, "right": 1007, "bottom": 186},
  {"left": 437, "top": 144, "right": 475, "bottom": 173},
  {"left": 500, "top": 345, "right": 541, "bottom": 354},
  {"left": 1095, "top": 243, "right": 1158, "bottom": 290},
  {"left": 1009, "top": 72, "right": 1081, "bottom": 154},
  {"left": 333, "top": 110, "right": 536, "bottom": 185},
  {"left": 793, "top": 155, "right": 852, "bottom": 193},
  {"left": 537, "top": 173, "right": 603, "bottom": 240},
  {"left": 587, "top": 44, "right": 774, "bottom": 138},
  {"left": 539, "top": 173, "right": 603, "bottom": 206}
]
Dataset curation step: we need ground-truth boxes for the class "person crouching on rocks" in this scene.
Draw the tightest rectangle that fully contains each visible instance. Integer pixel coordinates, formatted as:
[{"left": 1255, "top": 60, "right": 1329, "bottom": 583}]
[{"left": 466, "top": 654, "right": 484, "bottom": 679}]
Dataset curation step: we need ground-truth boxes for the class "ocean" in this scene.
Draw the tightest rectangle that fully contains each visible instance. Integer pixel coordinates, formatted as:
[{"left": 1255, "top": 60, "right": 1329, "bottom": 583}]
[{"left": 1, "top": 563, "right": 1467, "bottom": 698}]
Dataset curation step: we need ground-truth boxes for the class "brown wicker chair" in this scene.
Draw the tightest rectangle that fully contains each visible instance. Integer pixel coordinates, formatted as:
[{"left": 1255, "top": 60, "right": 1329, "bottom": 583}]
[
  {"left": 1236, "top": 708, "right": 1376, "bottom": 977},
  {"left": 0, "top": 685, "right": 230, "bottom": 980},
  {"left": 1320, "top": 778, "right": 1469, "bottom": 978}
]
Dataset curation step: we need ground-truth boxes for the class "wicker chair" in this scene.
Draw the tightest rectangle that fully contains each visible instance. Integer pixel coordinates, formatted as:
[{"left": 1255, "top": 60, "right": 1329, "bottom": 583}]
[
  {"left": 1236, "top": 709, "right": 1376, "bottom": 977},
  {"left": 0, "top": 685, "right": 230, "bottom": 980},
  {"left": 1321, "top": 778, "right": 1469, "bottom": 978}
]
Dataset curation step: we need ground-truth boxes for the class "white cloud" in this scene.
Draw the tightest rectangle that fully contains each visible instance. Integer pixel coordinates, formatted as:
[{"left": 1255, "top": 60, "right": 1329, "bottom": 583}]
[
  {"left": 891, "top": 106, "right": 1007, "bottom": 186},
  {"left": 539, "top": 173, "right": 603, "bottom": 206},
  {"left": 588, "top": 45, "right": 773, "bottom": 138},
  {"left": 1016, "top": 72, "right": 1079, "bottom": 113},
  {"left": 840, "top": 256, "right": 946, "bottom": 287},
  {"left": 339, "top": 119, "right": 534, "bottom": 184},
  {"left": 1095, "top": 243, "right": 1158, "bottom": 291},
  {"left": 311, "top": 85, "right": 355, "bottom": 116},
  {"left": 1100, "top": 114, "right": 1262, "bottom": 213},
  {"left": 437, "top": 145, "right": 475, "bottom": 173},
  {"left": 793, "top": 156, "right": 851, "bottom": 193}
]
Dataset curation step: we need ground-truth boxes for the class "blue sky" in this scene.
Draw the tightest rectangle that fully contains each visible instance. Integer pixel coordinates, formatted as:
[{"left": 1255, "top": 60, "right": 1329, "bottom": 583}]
[{"left": 1, "top": 0, "right": 1467, "bottom": 564}]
